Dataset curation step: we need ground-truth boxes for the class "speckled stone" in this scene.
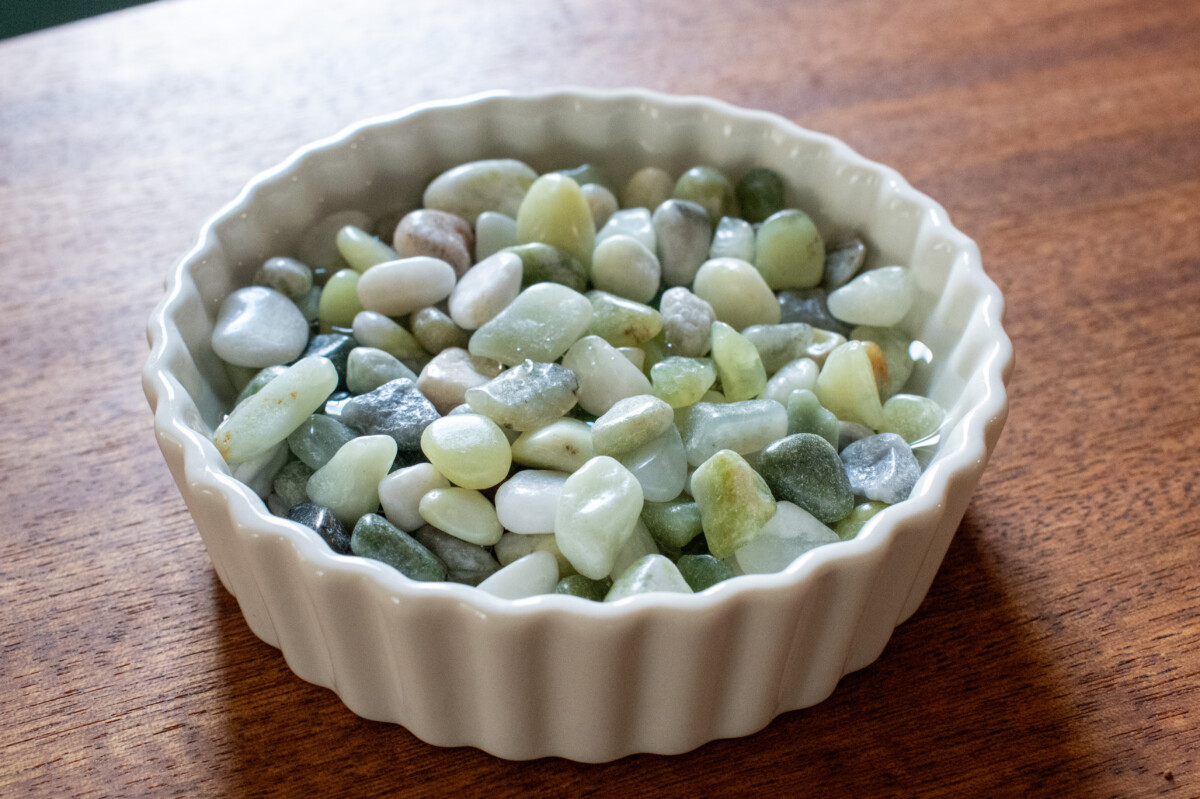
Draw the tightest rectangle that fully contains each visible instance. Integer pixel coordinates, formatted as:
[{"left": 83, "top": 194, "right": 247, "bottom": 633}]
[
  {"left": 465, "top": 360, "right": 579, "bottom": 431},
  {"left": 840, "top": 433, "right": 921, "bottom": 503},
  {"left": 409, "top": 524, "right": 501, "bottom": 586},
  {"left": 340, "top": 378, "right": 441, "bottom": 451},
  {"left": 757, "top": 433, "right": 854, "bottom": 524},
  {"left": 350, "top": 513, "right": 447, "bottom": 581},
  {"left": 677, "top": 553, "right": 736, "bottom": 591}
]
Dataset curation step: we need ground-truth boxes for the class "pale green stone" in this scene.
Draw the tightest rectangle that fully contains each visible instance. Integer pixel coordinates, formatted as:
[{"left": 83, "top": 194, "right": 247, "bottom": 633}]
[
  {"left": 336, "top": 225, "right": 398, "bottom": 273},
  {"left": 734, "top": 500, "right": 839, "bottom": 574},
  {"left": 617, "top": 425, "right": 688, "bottom": 502},
  {"left": 585, "top": 291, "right": 663, "bottom": 347},
  {"left": 422, "top": 158, "right": 538, "bottom": 224},
  {"left": 317, "top": 268, "right": 363, "bottom": 334},
  {"left": 673, "top": 166, "right": 737, "bottom": 221},
  {"left": 516, "top": 173, "right": 596, "bottom": 267},
  {"left": 710, "top": 216, "right": 755, "bottom": 261},
  {"left": 650, "top": 357, "right": 716, "bottom": 408},
  {"left": 764, "top": 358, "right": 820, "bottom": 405},
  {"left": 786, "top": 389, "right": 840, "bottom": 448},
  {"left": 852, "top": 325, "right": 915, "bottom": 398},
  {"left": 419, "top": 414, "right": 512, "bottom": 489},
  {"left": 678, "top": 399, "right": 788, "bottom": 467},
  {"left": 741, "top": 323, "right": 815, "bottom": 374},
  {"left": 287, "top": 413, "right": 358, "bottom": 470},
  {"left": 641, "top": 497, "right": 703, "bottom": 550},
  {"left": 754, "top": 209, "right": 825, "bottom": 290},
  {"left": 351, "top": 513, "right": 446, "bottom": 582},
  {"left": 352, "top": 311, "right": 428, "bottom": 363},
  {"left": 561, "top": 335, "right": 654, "bottom": 416},
  {"left": 605, "top": 554, "right": 693, "bottom": 601},
  {"left": 231, "top": 441, "right": 289, "bottom": 498},
  {"left": 346, "top": 347, "right": 418, "bottom": 395},
  {"left": 690, "top": 449, "right": 776, "bottom": 559},
  {"left": 411, "top": 307, "right": 470, "bottom": 355},
  {"left": 693, "top": 258, "right": 781, "bottom": 331},
  {"left": 213, "top": 356, "right": 339, "bottom": 464},
  {"left": 582, "top": 182, "right": 618, "bottom": 229},
  {"left": 880, "top": 394, "right": 945, "bottom": 443},
  {"left": 640, "top": 332, "right": 671, "bottom": 374},
  {"left": 617, "top": 347, "right": 645, "bottom": 370},
  {"left": 418, "top": 487, "right": 504, "bottom": 546},
  {"left": 554, "top": 456, "right": 644, "bottom": 580},
  {"left": 273, "top": 459, "right": 313, "bottom": 509},
  {"left": 710, "top": 321, "right": 767, "bottom": 402},
  {"left": 608, "top": 520, "right": 660, "bottom": 580},
  {"left": 293, "top": 285, "right": 321, "bottom": 323},
  {"left": 465, "top": 360, "right": 579, "bottom": 431},
  {"left": 622, "top": 167, "right": 673, "bottom": 211},
  {"left": 468, "top": 283, "right": 593, "bottom": 366},
  {"left": 495, "top": 532, "right": 576, "bottom": 577},
  {"left": 595, "top": 208, "right": 657, "bottom": 256},
  {"left": 591, "top": 394, "right": 674, "bottom": 456},
  {"left": 298, "top": 209, "right": 369, "bottom": 272},
  {"left": 807, "top": 327, "right": 847, "bottom": 367},
  {"left": 834, "top": 500, "right": 889, "bottom": 540},
  {"left": 814, "top": 341, "right": 885, "bottom": 429},
  {"left": 476, "top": 551, "right": 560, "bottom": 599},
  {"left": 306, "top": 434, "right": 398, "bottom": 526},
  {"left": 510, "top": 419, "right": 595, "bottom": 472},
  {"left": 254, "top": 256, "right": 313, "bottom": 299},
  {"left": 474, "top": 211, "right": 519, "bottom": 261},
  {"left": 828, "top": 266, "right": 915, "bottom": 327},
  {"left": 503, "top": 242, "right": 588, "bottom": 293}
]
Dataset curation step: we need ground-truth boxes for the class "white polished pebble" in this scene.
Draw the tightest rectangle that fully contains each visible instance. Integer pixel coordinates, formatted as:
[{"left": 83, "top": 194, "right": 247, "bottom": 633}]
[
  {"left": 418, "top": 487, "right": 504, "bottom": 546},
  {"left": 494, "top": 469, "right": 570, "bottom": 534},
  {"left": 595, "top": 207, "right": 656, "bottom": 252},
  {"left": 659, "top": 287, "right": 716, "bottom": 357},
  {"left": 306, "top": 435, "right": 398, "bottom": 526},
  {"left": 494, "top": 532, "right": 574, "bottom": 577},
  {"left": 678, "top": 400, "right": 789, "bottom": 467},
  {"left": 378, "top": 462, "right": 451, "bottom": 532},
  {"left": 617, "top": 425, "right": 688, "bottom": 502},
  {"left": 468, "top": 283, "right": 593, "bottom": 366},
  {"left": 416, "top": 347, "right": 503, "bottom": 415},
  {"left": 607, "top": 521, "right": 660, "bottom": 581},
  {"left": 474, "top": 211, "right": 519, "bottom": 261},
  {"left": 356, "top": 256, "right": 457, "bottom": 317},
  {"left": 423, "top": 158, "right": 538, "bottom": 223},
  {"left": 692, "top": 257, "right": 781, "bottom": 331},
  {"left": 509, "top": 419, "right": 595, "bottom": 472},
  {"left": 212, "top": 286, "right": 310, "bottom": 368},
  {"left": 561, "top": 335, "right": 653, "bottom": 415},
  {"left": 734, "top": 501, "right": 838, "bottom": 574},
  {"left": 605, "top": 554, "right": 693, "bottom": 601},
  {"left": 827, "top": 266, "right": 915, "bottom": 327},
  {"left": 555, "top": 456, "right": 645, "bottom": 580},
  {"left": 590, "top": 234, "right": 661, "bottom": 304},
  {"left": 476, "top": 551, "right": 560, "bottom": 600},
  {"left": 653, "top": 199, "right": 712, "bottom": 287},
  {"left": 763, "top": 358, "right": 820, "bottom": 405},
  {"left": 710, "top": 216, "right": 755, "bottom": 262},
  {"left": 448, "top": 251, "right": 523, "bottom": 330}
]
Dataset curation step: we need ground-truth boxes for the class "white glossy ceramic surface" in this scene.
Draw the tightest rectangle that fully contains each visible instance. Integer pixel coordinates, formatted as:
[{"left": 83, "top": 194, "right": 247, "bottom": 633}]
[{"left": 144, "top": 88, "right": 1013, "bottom": 762}]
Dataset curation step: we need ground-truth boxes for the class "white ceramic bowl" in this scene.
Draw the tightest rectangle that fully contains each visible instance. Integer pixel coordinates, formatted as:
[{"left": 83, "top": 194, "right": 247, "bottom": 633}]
[{"left": 144, "top": 88, "right": 1013, "bottom": 762}]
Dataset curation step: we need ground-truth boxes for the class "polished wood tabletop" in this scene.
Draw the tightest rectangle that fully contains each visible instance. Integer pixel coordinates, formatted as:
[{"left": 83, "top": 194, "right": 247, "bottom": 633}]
[{"left": 3, "top": 0, "right": 1198, "bottom": 795}]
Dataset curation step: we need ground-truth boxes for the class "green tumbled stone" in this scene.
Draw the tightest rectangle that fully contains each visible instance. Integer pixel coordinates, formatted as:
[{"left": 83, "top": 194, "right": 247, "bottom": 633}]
[
  {"left": 317, "top": 268, "right": 364, "bottom": 334},
  {"left": 754, "top": 209, "right": 825, "bottom": 290},
  {"left": 503, "top": 242, "right": 589, "bottom": 293},
  {"left": 468, "top": 283, "right": 593, "bottom": 366},
  {"left": 235, "top": 365, "right": 288, "bottom": 405},
  {"left": 411, "top": 307, "right": 470, "bottom": 355},
  {"left": 757, "top": 433, "right": 854, "bottom": 525},
  {"left": 516, "top": 173, "right": 596, "bottom": 267},
  {"left": 465, "top": 360, "right": 579, "bottom": 431},
  {"left": 640, "top": 497, "right": 703, "bottom": 550},
  {"left": 710, "top": 321, "right": 767, "bottom": 402},
  {"left": 852, "top": 325, "right": 916, "bottom": 399},
  {"left": 650, "top": 357, "right": 717, "bottom": 408},
  {"left": 604, "top": 554, "right": 693, "bottom": 601},
  {"left": 591, "top": 394, "right": 674, "bottom": 456},
  {"left": 585, "top": 291, "right": 663, "bottom": 347},
  {"left": 691, "top": 449, "right": 777, "bottom": 559},
  {"left": 336, "top": 225, "right": 398, "bottom": 273},
  {"left": 347, "top": 347, "right": 418, "bottom": 395},
  {"left": 352, "top": 311, "right": 428, "bottom": 364},
  {"left": 554, "top": 574, "right": 612, "bottom": 601},
  {"left": 418, "top": 487, "right": 504, "bottom": 546},
  {"left": 834, "top": 500, "right": 889, "bottom": 540},
  {"left": 735, "top": 167, "right": 786, "bottom": 224},
  {"left": 287, "top": 413, "right": 359, "bottom": 470},
  {"left": 880, "top": 394, "right": 945, "bottom": 444},
  {"left": 272, "top": 459, "right": 313, "bottom": 510},
  {"left": 673, "top": 166, "right": 737, "bottom": 222},
  {"left": 677, "top": 553, "right": 736, "bottom": 592},
  {"left": 785, "top": 389, "right": 840, "bottom": 448},
  {"left": 814, "top": 340, "right": 885, "bottom": 429},
  {"left": 306, "top": 434, "right": 398, "bottom": 525},
  {"left": 351, "top": 513, "right": 447, "bottom": 581},
  {"left": 741, "top": 323, "right": 815, "bottom": 375}
]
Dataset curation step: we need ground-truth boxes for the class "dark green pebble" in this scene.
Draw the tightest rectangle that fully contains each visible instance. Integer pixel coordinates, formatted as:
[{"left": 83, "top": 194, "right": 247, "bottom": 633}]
[
  {"left": 757, "top": 433, "right": 855, "bottom": 524},
  {"left": 350, "top": 513, "right": 447, "bottom": 582},
  {"left": 735, "top": 167, "right": 786, "bottom": 224},
  {"left": 555, "top": 574, "right": 613, "bottom": 601},
  {"left": 677, "top": 554, "right": 736, "bottom": 592},
  {"left": 287, "top": 502, "right": 352, "bottom": 554},
  {"left": 272, "top": 459, "right": 313, "bottom": 509}
]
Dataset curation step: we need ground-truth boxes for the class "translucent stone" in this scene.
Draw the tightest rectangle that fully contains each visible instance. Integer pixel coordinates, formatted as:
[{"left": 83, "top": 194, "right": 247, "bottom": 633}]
[
  {"left": 641, "top": 497, "right": 703, "bottom": 551},
  {"left": 419, "top": 413, "right": 512, "bottom": 489},
  {"left": 347, "top": 347, "right": 417, "bottom": 395},
  {"left": 757, "top": 433, "right": 854, "bottom": 524},
  {"left": 677, "top": 553, "right": 736, "bottom": 591},
  {"left": 754, "top": 209, "right": 825, "bottom": 290},
  {"left": 356, "top": 256, "right": 457, "bottom": 317},
  {"left": 710, "top": 321, "right": 767, "bottom": 402},
  {"left": 554, "top": 456, "right": 644, "bottom": 580},
  {"left": 352, "top": 311, "right": 427, "bottom": 364},
  {"left": 409, "top": 524, "right": 501, "bottom": 585},
  {"left": 378, "top": 462, "right": 451, "bottom": 532},
  {"left": 561, "top": 335, "right": 653, "bottom": 415},
  {"left": 785, "top": 389, "right": 840, "bottom": 448},
  {"left": 734, "top": 501, "right": 839, "bottom": 574},
  {"left": 673, "top": 166, "right": 736, "bottom": 221},
  {"left": 607, "top": 521, "right": 661, "bottom": 583},
  {"left": 741, "top": 322, "right": 815, "bottom": 375},
  {"left": 495, "top": 532, "right": 575, "bottom": 577},
  {"left": 735, "top": 167, "right": 786, "bottom": 224},
  {"left": 581, "top": 182, "right": 618, "bottom": 229},
  {"left": 504, "top": 242, "right": 588, "bottom": 292},
  {"left": 828, "top": 266, "right": 915, "bottom": 327},
  {"left": 852, "top": 325, "right": 915, "bottom": 399},
  {"left": 287, "top": 413, "right": 358, "bottom": 470},
  {"left": 494, "top": 469, "right": 569, "bottom": 534},
  {"left": 710, "top": 216, "right": 755, "bottom": 261},
  {"left": 418, "top": 487, "right": 503, "bottom": 546},
  {"left": 350, "top": 513, "right": 446, "bottom": 581},
  {"left": 297, "top": 209, "right": 370, "bottom": 272},
  {"left": 653, "top": 199, "right": 711, "bottom": 287},
  {"left": 617, "top": 347, "right": 645, "bottom": 370},
  {"left": 691, "top": 449, "right": 776, "bottom": 559},
  {"left": 616, "top": 425, "right": 688, "bottom": 502},
  {"left": 465, "top": 360, "right": 579, "bottom": 431},
  {"left": 834, "top": 500, "right": 888, "bottom": 541},
  {"left": 317, "top": 268, "right": 364, "bottom": 334},
  {"left": 306, "top": 435, "right": 398, "bottom": 525},
  {"left": 234, "top": 364, "right": 287, "bottom": 405},
  {"left": 230, "top": 440, "right": 289, "bottom": 498},
  {"left": 595, "top": 207, "right": 656, "bottom": 253},
  {"left": 510, "top": 419, "right": 595, "bottom": 472},
  {"left": 678, "top": 400, "right": 788, "bottom": 467},
  {"left": 659, "top": 287, "right": 715, "bottom": 357},
  {"left": 605, "top": 554, "right": 692, "bottom": 601},
  {"left": 777, "top": 287, "right": 851, "bottom": 338},
  {"left": 585, "top": 291, "right": 663, "bottom": 347},
  {"left": 393, "top": 209, "right": 474, "bottom": 278},
  {"left": 622, "top": 167, "right": 674, "bottom": 211},
  {"left": 341, "top": 378, "right": 441, "bottom": 451},
  {"left": 807, "top": 327, "right": 847, "bottom": 367},
  {"left": 516, "top": 173, "right": 596, "bottom": 267},
  {"left": 880, "top": 393, "right": 944, "bottom": 443},
  {"left": 448, "top": 251, "right": 523, "bottom": 330},
  {"left": 555, "top": 574, "right": 611, "bottom": 601},
  {"left": 840, "top": 433, "right": 921, "bottom": 503},
  {"left": 468, "top": 283, "right": 593, "bottom": 366},
  {"left": 254, "top": 256, "right": 313, "bottom": 299},
  {"left": 416, "top": 347, "right": 503, "bottom": 415},
  {"left": 814, "top": 341, "right": 886, "bottom": 429},
  {"left": 287, "top": 502, "right": 351, "bottom": 554},
  {"left": 212, "top": 286, "right": 309, "bottom": 368},
  {"left": 693, "top": 258, "right": 781, "bottom": 331},
  {"left": 650, "top": 357, "right": 717, "bottom": 408},
  {"left": 592, "top": 394, "right": 674, "bottom": 456},
  {"left": 411, "top": 306, "right": 470, "bottom": 354},
  {"left": 213, "top": 356, "right": 339, "bottom": 463},
  {"left": 764, "top": 358, "right": 820, "bottom": 405},
  {"left": 589, "top": 236, "right": 661, "bottom": 304},
  {"left": 336, "top": 225, "right": 397, "bottom": 273},
  {"left": 422, "top": 158, "right": 538, "bottom": 224},
  {"left": 474, "top": 211, "right": 519, "bottom": 261},
  {"left": 293, "top": 285, "right": 321, "bottom": 323},
  {"left": 822, "top": 237, "right": 867, "bottom": 292},
  {"left": 476, "top": 551, "right": 560, "bottom": 599}
]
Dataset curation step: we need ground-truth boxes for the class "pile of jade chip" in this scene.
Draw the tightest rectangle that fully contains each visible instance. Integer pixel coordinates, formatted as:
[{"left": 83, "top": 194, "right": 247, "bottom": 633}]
[{"left": 209, "top": 160, "right": 946, "bottom": 602}]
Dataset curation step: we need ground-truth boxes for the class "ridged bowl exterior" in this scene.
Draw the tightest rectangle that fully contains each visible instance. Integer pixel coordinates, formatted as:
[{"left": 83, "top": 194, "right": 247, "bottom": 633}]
[{"left": 143, "top": 88, "right": 1013, "bottom": 762}]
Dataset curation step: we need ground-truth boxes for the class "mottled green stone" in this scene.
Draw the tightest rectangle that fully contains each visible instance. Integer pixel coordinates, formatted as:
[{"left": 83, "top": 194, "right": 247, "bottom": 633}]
[
  {"left": 880, "top": 394, "right": 945, "bottom": 443},
  {"left": 834, "top": 500, "right": 889, "bottom": 540},
  {"left": 503, "top": 242, "right": 589, "bottom": 292},
  {"left": 650, "top": 357, "right": 717, "bottom": 408},
  {"left": 757, "top": 433, "right": 854, "bottom": 524},
  {"left": 272, "top": 459, "right": 313, "bottom": 509},
  {"left": 350, "top": 513, "right": 447, "bottom": 581},
  {"left": 786, "top": 389, "right": 840, "bottom": 448},
  {"left": 673, "top": 166, "right": 737, "bottom": 221},
  {"left": 585, "top": 291, "right": 663, "bottom": 347},
  {"left": 554, "top": 574, "right": 612, "bottom": 601},
  {"left": 710, "top": 321, "right": 767, "bottom": 402},
  {"left": 754, "top": 209, "right": 825, "bottom": 290},
  {"left": 677, "top": 553, "right": 736, "bottom": 592},
  {"left": 287, "top": 413, "right": 359, "bottom": 470},
  {"left": 640, "top": 497, "right": 703, "bottom": 550},
  {"left": 735, "top": 167, "right": 786, "bottom": 224},
  {"left": 691, "top": 449, "right": 777, "bottom": 559}
]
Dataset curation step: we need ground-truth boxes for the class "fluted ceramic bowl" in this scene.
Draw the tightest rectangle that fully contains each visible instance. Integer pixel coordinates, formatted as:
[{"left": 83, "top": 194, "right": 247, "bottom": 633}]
[{"left": 143, "top": 88, "right": 1012, "bottom": 762}]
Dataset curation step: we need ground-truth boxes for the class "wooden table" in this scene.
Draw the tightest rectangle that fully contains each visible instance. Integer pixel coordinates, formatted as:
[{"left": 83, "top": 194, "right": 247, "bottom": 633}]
[{"left": 3, "top": 0, "right": 1198, "bottom": 795}]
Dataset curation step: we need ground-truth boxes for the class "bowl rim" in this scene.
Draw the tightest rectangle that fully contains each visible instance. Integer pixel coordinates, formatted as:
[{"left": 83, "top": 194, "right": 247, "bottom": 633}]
[{"left": 144, "top": 86, "right": 1013, "bottom": 620}]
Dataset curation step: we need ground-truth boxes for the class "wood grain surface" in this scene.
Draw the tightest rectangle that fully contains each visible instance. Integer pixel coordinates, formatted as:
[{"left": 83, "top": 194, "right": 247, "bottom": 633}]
[{"left": 2, "top": 0, "right": 1198, "bottom": 795}]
